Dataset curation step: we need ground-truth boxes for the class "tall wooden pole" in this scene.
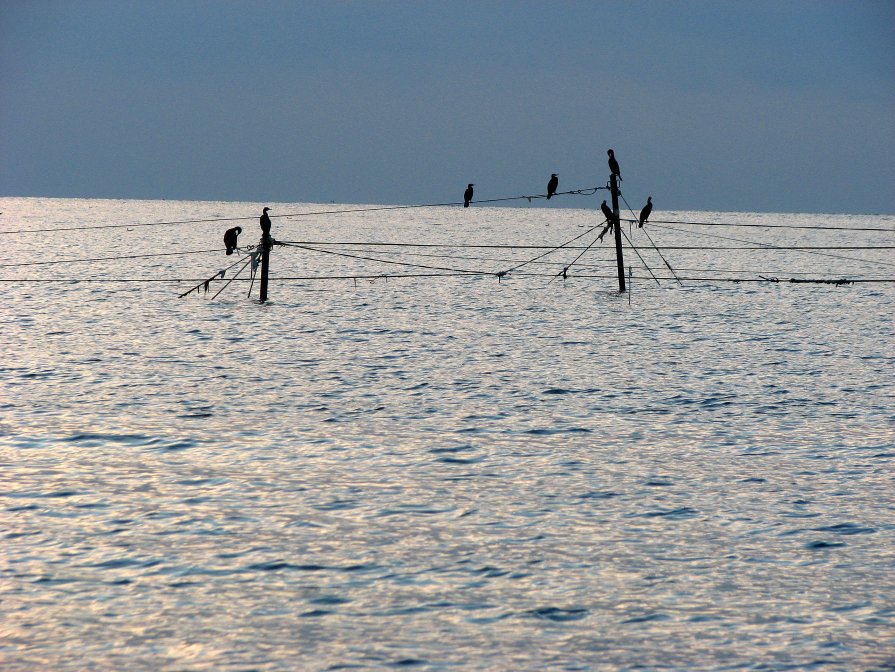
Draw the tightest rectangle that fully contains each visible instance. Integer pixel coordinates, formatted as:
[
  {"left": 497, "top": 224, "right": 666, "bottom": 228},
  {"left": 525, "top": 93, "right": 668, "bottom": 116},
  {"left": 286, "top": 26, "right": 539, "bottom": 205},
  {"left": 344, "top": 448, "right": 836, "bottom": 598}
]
[
  {"left": 259, "top": 230, "right": 271, "bottom": 302},
  {"left": 610, "top": 173, "right": 626, "bottom": 292}
]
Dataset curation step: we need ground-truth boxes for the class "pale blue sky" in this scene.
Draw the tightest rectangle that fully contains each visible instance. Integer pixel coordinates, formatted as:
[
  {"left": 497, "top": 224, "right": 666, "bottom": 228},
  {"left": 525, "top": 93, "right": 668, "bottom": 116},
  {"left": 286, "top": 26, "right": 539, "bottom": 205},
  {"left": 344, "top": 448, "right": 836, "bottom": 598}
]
[{"left": 1, "top": 0, "right": 893, "bottom": 213}]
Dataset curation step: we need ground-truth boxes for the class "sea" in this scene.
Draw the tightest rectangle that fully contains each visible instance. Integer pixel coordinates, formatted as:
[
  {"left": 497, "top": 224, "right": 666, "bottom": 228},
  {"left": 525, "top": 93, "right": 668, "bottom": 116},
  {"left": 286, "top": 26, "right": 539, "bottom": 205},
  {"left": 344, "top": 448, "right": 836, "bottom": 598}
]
[{"left": 1, "top": 196, "right": 893, "bottom": 671}]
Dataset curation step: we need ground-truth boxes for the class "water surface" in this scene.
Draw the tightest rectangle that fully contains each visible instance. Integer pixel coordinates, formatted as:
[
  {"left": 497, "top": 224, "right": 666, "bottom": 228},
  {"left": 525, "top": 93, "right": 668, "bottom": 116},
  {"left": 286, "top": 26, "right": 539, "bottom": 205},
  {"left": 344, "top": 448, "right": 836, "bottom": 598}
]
[{"left": 2, "top": 197, "right": 894, "bottom": 670}]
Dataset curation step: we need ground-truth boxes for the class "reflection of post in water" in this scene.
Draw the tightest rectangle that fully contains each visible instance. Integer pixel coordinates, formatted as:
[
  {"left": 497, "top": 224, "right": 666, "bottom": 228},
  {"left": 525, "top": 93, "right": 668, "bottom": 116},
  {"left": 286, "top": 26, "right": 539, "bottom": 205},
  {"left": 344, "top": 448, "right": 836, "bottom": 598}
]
[{"left": 259, "top": 207, "right": 271, "bottom": 303}]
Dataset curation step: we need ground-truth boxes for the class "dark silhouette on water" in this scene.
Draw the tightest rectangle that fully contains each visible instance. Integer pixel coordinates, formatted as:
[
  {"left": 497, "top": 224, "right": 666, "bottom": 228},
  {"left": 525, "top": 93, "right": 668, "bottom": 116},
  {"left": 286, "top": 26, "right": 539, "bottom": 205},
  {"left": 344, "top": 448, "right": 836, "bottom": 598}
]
[
  {"left": 260, "top": 207, "right": 272, "bottom": 234},
  {"left": 607, "top": 149, "right": 621, "bottom": 180},
  {"left": 639, "top": 197, "right": 653, "bottom": 227},
  {"left": 464, "top": 184, "right": 474, "bottom": 208},
  {"left": 547, "top": 174, "right": 558, "bottom": 199},
  {"left": 598, "top": 200, "right": 615, "bottom": 242},
  {"left": 223, "top": 226, "right": 242, "bottom": 255},
  {"left": 601, "top": 200, "right": 614, "bottom": 225}
]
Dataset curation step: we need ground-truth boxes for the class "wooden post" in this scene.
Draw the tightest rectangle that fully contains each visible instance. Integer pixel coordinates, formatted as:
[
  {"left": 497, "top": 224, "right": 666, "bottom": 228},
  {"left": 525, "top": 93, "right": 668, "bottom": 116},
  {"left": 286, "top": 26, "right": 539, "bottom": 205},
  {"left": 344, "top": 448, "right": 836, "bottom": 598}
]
[
  {"left": 259, "top": 231, "right": 271, "bottom": 302},
  {"left": 610, "top": 173, "right": 626, "bottom": 292}
]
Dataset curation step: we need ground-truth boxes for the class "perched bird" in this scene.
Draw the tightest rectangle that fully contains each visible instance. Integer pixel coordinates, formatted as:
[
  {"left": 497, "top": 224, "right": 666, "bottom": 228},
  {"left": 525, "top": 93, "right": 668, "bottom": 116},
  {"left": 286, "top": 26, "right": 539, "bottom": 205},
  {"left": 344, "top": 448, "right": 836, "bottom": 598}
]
[
  {"left": 260, "top": 207, "right": 271, "bottom": 234},
  {"left": 638, "top": 197, "right": 653, "bottom": 227},
  {"left": 547, "top": 173, "right": 558, "bottom": 200},
  {"left": 601, "top": 200, "right": 614, "bottom": 225},
  {"left": 607, "top": 149, "right": 621, "bottom": 180},
  {"left": 224, "top": 226, "right": 242, "bottom": 255},
  {"left": 464, "top": 184, "right": 474, "bottom": 208}
]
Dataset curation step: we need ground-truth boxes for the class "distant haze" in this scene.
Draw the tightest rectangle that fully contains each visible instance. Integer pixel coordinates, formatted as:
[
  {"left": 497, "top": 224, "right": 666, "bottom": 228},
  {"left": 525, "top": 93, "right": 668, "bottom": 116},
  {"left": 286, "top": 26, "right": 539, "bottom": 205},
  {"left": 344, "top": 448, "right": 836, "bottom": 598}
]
[{"left": 1, "top": 1, "right": 893, "bottom": 214}]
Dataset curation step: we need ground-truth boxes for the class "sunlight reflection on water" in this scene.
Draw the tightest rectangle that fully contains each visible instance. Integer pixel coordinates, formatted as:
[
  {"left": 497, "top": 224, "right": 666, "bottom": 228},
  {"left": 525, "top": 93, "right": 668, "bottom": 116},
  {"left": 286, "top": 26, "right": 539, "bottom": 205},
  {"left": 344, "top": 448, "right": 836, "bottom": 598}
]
[{"left": 1, "top": 198, "right": 894, "bottom": 670}]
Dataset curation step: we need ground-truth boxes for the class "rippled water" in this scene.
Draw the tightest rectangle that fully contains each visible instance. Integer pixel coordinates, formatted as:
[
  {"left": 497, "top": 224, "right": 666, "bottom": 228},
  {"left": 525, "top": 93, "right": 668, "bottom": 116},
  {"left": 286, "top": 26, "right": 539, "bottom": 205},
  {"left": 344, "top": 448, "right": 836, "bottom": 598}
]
[{"left": 2, "top": 197, "right": 894, "bottom": 670}]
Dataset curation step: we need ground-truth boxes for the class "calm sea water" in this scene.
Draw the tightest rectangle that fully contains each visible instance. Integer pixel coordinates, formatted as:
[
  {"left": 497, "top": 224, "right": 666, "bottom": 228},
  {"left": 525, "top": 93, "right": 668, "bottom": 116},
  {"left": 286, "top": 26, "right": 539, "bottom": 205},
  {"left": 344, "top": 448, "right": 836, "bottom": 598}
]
[{"left": 1, "top": 197, "right": 894, "bottom": 671}]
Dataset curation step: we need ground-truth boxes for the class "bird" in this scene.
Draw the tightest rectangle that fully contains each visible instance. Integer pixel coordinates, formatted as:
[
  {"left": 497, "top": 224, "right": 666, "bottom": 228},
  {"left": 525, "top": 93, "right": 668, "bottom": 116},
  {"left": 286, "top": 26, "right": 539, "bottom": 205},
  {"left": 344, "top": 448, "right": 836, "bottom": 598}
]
[
  {"left": 464, "top": 184, "right": 474, "bottom": 207},
  {"left": 260, "top": 207, "right": 271, "bottom": 234},
  {"left": 638, "top": 197, "right": 653, "bottom": 227},
  {"left": 224, "top": 226, "right": 242, "bottom": 255},
  {"left": 607, "top": 149, "right": 621, "bottom": 180},
  {"left": 547, "top": 174, "right": 558, "bottom": 199},
  {"left": 601, "top": 200, "right": 614, "bottom": 225}
]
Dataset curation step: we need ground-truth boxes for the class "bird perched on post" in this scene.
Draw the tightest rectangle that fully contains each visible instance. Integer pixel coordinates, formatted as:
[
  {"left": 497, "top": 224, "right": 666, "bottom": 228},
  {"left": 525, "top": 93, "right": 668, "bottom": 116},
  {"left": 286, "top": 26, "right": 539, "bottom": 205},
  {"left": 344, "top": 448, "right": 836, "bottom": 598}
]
[
  {"left": 600, "top": 200, "right": 614, "bottom": 226},
  {"left": 639, "top": 197, "right": 653, "bottom": 227},
  {"left": 223, "top": 226, "right": 242, "bottom": 255},
  {"left": 260, "top": 207, "right": 271, "bottom": 234},
  {"left": 607, "top": 149, "right": 621, "bottom": 180},
  {"left": 463, "top": 184, "right": 474, "bottom": 208},
  {"left": 598, "top": 200, "right": 615, "bottom": 242},
  {"left": 547, "top": 173, "right": 558, "bottom": 199}
]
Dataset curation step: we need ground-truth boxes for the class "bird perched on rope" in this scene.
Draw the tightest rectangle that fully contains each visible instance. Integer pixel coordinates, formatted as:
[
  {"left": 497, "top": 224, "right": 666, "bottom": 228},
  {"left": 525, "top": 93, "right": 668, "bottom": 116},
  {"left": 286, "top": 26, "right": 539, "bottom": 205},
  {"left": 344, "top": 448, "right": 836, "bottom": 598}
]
[
  {"left": 463, "top": 184, "right": 474, "bottom": 208},
  {"left": 260, "top": 207, "right": 271, "bottom": 234},
  {"left": 547, "top": 173, "right": 558, "bottom": 199},
  {"left": 639, "top": 197, "right": 653, "bottom": 227},
  {"left": 607, "top": 149, "right": 621, "bottom": 180},
  {"left": 224, "top": 226, "right": 242, "bottom": 255}
]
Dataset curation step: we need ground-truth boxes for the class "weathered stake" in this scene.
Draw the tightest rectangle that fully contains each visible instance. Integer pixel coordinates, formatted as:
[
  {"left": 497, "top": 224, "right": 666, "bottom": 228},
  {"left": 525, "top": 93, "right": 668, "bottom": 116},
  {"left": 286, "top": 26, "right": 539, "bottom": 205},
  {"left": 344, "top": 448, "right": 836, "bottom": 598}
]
[{"left": 610, "top": 173, "right": 626, "bottom": 292}]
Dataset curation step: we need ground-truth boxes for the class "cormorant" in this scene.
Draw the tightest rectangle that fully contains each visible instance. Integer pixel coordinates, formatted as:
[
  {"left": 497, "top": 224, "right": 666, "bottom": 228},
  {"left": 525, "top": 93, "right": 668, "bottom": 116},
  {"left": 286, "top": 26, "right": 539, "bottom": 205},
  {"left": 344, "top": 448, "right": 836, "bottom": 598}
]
[
  {"left": 224, "top": 226, "right": 242, "bottom": 255},
  {"left": 607, "top": 149, "right": 621, "bottom": 180},
  {"left": 260, "top": 207, "right": 271, "bottom": 234},
  {"left": 601, "top": 199, "right": 614, "bottom": 225},
  {"left": 547, "top": 174, "right": 558, "bottom": 200},
  {"left": 464, "top": 184, "right": 474, "bottom": 208},
  {"left": 639, "top": 197, "right": 652, "bottom": 227}
]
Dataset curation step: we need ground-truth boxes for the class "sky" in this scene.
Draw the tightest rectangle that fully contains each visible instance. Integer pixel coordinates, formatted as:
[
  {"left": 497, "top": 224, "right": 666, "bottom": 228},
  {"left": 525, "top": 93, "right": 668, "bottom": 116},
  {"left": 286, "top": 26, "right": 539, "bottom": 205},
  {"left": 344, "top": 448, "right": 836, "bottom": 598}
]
[{"left": 1, "top": 1, "right": 893, "bottom": 214}]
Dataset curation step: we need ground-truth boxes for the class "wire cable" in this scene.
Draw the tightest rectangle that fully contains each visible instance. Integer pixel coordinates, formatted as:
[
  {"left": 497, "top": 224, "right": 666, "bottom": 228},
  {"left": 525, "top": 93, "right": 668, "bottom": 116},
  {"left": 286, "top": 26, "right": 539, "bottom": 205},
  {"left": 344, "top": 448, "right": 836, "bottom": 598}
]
[
  {"left": 4, "top": 274, "right": 893, "bottom": 285},
  {"left": 177, "top": 248, "right": 258, "bottom": 298},
  {"left": 648, "top": 223, "right": 895, "bottom": 268},
  {"left": 498, "top": 222, "right": 607, "bottom": 277},
  {"left": 619, "top": 191, "right": 681, "bottom": 284},
  {"left": 0, "top": 247, "right": 224, "bottom": 268},
  {"left": 0, "top": 186, "right": 607, "bottom": 236},
  {"left": 636, "top": 218, "right": 895, "bottom": 233},
  {"left": 277, "top": 241, "right": 493, "bottom": 277},
  {"left": 619, "top": 228, "right": 662, "bottom": 286},
  {"left": 210, "top": 256, "right": 253, "bottom": 301}
]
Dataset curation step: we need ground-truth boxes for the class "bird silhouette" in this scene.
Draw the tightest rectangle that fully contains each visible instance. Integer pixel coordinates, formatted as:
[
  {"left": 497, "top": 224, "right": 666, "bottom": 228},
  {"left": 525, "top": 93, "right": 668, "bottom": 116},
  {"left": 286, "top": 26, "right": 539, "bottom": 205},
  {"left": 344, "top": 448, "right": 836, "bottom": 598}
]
[
  {"left": 260, "top": 207, "right": 271, "bottom": 234},
  {"left": 224, "top": 226, "right": 242, "bottom": 255},
  {"left": 607, "top": 149, "right": 621, "bottom": 180},
  {"left": 464, "top": 184, "right": 474, "bottom": 208},
  {"left": 547, "top": 174, "right": 558, "bottom": 199},
  {"left": 601, "top": 200, "right": 614, "bottom": 225},
  {"left": 639, "top": 197, "right": 653, "bottom": 227}
]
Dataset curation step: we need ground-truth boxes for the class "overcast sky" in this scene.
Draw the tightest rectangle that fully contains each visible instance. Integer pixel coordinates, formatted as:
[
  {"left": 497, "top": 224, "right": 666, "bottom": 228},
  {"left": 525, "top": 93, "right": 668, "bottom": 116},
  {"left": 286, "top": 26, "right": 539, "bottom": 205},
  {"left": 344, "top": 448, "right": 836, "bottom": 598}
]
[{"left": 1, "top": 1, "right": 893, "bottom": 213}]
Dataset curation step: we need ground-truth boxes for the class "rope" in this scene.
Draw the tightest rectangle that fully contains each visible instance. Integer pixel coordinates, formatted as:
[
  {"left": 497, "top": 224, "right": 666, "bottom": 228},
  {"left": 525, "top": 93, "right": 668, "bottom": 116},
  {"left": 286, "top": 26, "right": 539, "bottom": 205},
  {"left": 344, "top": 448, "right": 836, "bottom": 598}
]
[
  {"left": 275, "top": 239, "right": 895, "bottom": 251},
  {"left": 210, "top": 256, "right": 253, "bottom": 301},
  {"left": 648, "top": 223, "right": 895, "bottom": 268},
  {"left": 277, "top": 242, "right": 493, "bottom": 277},
  {"left": 2, "top": 274, "right": 893, "bottom": 284},
  {"left": 177, "top": 248, "right": 258, "bottom": 298},
  {"left": 279, "top": 245, "right": 872, "bottom": 277},
  {"left": 638, "top": 218, "right": 895, "bottom": 233},
  {"left": 619, "top": 191, "right": 681, "bottom": 284},
  {"left": 619, "top": 228, "right": 662, "bottom": 286},
  {"left": 0, "top": 247, "right": 224, "bottom": 268},
  {"left": 0, "top": 186, "right": 607, "bottom": 236},
  {"left": 498, "top": 223, "right": 607, "bottom": 277},
  {"left": 546, "top": 231, "right": 604, "bottom": 286}
]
